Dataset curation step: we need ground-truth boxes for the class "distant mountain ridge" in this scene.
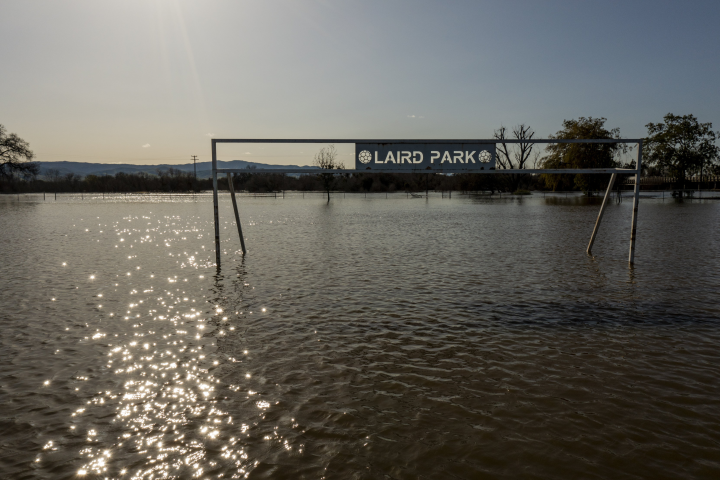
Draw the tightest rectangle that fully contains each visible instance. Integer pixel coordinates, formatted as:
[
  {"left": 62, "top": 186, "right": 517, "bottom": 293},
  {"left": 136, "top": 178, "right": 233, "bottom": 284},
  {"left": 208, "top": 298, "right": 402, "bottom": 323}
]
[{"left": 37, "top": 160, "right": 317, "bottom": 178}]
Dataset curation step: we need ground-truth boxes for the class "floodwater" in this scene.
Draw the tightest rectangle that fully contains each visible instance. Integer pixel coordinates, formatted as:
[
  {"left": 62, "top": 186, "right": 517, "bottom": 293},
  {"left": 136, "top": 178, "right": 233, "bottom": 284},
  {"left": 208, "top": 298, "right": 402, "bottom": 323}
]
[{"left": 1, "top": 192, "right": 719, "bottom": 479}]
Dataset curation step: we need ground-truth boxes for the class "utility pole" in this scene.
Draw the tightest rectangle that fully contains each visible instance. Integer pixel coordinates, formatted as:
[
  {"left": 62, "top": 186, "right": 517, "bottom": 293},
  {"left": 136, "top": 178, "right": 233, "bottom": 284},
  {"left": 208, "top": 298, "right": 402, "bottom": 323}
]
[{"left": 191, "top": 155, "right": 198, "bottom": 179}]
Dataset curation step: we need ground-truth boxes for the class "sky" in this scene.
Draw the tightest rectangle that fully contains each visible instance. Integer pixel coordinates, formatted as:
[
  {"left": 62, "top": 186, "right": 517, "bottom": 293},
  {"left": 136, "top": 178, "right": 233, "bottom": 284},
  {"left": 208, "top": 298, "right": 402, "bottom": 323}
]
[{"left": 2, "top": 0, "right": 719, "bottom": 166}]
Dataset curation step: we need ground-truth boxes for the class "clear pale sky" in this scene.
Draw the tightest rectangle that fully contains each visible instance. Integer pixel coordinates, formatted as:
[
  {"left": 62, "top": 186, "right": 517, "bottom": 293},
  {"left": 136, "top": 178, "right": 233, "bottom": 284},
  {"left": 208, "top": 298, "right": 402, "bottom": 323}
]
[{"left": 2, "top": 0, "right": 719, "bottom": 166}]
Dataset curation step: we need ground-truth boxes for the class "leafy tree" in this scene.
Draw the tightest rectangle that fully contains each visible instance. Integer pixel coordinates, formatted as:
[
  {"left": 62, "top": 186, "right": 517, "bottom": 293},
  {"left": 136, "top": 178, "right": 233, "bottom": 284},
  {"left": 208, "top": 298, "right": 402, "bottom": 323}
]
[
  {"left": 644, "top": 113, "right": 719, "bottom": 189},
  {"left": 539, "top": 117, "right": 626, "bottom": 194},
  {"left": 313, "top": 144, "right": 344, "bottom": 202},
  {"left": 0, "top": 124, "right": 39, "bottom": 179}
]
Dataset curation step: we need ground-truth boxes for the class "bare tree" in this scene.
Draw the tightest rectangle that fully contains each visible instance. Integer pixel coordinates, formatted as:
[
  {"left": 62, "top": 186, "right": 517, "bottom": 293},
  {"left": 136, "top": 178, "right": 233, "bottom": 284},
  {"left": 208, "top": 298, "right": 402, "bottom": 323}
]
[
  {"left": 0, "top": 124, "right": 38, "bottom": 179},
  {"left": 494, "top": 124, "right": 536, "bottom": 192},
  {"left": 44, "top": 168, "right": 62, "bottom": 183},
  {"left": 313, "top": 144, "right": 344, "bottom": 202}
]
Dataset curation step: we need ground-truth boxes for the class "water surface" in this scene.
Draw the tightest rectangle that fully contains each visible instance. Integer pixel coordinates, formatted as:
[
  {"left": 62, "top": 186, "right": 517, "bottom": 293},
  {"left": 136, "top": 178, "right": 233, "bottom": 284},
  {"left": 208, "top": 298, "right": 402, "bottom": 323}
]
[{"left": 1, "top": 192, "right": 719, "bottom": 479}]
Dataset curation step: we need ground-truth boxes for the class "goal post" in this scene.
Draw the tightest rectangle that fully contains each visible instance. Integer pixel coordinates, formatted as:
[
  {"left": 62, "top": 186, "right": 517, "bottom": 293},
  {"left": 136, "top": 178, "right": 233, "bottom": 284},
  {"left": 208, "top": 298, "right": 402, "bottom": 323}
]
[{"left": 211, "top": 138, "right": 643, "bottom": 267}]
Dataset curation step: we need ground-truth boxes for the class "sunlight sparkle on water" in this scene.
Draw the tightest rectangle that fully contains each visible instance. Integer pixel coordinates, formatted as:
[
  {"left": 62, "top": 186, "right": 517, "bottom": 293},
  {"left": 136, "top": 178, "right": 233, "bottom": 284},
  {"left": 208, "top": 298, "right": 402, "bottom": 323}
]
[{"left": 27, "top": 208, "right": 292, "bottom": 478}]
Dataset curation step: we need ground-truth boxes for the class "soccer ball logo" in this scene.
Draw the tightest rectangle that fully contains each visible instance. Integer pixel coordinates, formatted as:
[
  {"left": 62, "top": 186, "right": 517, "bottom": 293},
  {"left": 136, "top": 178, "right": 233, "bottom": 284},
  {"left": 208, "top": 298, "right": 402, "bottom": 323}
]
[
  {"left": 358, "top": 150, "right": 372, "bottom": 164},
  {"left": 479, "top": 150, "right": 492, "bottom": 162}
]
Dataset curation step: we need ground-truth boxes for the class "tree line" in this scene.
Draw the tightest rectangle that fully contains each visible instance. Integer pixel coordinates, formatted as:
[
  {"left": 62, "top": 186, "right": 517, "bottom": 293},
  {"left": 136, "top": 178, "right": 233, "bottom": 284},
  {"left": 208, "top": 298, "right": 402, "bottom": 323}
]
[
  {"left": 2, "top": 114, "right": 718, "bottom": 196},
  {"left": 0, "top": 167, "right": 538, "bottom": 195}
]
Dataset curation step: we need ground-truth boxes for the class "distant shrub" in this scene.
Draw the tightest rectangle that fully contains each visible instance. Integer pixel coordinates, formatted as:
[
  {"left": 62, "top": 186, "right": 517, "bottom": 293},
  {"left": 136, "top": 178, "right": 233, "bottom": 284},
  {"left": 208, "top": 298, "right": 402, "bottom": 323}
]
[{"left": 513, "top": 189, "right": 532, "bottom": 195}]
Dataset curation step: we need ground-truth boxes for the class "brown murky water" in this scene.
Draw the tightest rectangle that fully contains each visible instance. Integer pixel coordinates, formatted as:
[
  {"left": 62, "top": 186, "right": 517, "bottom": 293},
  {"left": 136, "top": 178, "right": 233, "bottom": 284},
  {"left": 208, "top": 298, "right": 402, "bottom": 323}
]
[{"left": 1, "top": 192, "right": 719, "bottom": 479}]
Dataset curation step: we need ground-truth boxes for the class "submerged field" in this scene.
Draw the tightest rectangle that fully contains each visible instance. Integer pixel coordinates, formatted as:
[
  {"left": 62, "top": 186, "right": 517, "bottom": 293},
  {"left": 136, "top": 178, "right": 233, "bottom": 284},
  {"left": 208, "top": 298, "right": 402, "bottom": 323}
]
[{"left": 1, "top": 192, "right": 719, "bottom": 479}]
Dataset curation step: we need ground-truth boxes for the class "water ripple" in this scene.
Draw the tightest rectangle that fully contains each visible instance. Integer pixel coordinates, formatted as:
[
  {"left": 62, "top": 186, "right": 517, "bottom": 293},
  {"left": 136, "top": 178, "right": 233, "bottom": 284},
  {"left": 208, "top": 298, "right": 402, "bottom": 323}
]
[{"left": 0, "top": 194, "right": 719, "bottom": 478}]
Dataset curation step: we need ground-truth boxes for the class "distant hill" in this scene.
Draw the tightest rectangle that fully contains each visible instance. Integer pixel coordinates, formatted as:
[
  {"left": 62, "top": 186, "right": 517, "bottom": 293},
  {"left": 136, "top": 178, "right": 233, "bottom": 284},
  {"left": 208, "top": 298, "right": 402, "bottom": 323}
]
[{"left": 37, "top": 160, "right": 317, "bottom": 179}]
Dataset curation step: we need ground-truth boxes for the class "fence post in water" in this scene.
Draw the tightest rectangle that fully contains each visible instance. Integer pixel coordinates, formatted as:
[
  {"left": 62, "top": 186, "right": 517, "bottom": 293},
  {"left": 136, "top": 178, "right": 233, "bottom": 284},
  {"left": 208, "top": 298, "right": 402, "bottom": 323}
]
[
  {"left": 629, "top": 141, "right": 642, "bottom": 264},
  {"left": 226, "top": 173, "right": 247, "bottom": 255},
  {"left": 212, "top": 140, "right": 221, "bottom": 267},
  {"left": 586, "top": 173, "right": 617, "bottom": 255}
]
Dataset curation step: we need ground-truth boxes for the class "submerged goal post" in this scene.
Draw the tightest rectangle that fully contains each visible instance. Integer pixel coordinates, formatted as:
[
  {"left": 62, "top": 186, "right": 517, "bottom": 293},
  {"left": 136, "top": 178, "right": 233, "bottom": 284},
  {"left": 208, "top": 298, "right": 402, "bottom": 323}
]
[{"left": 211, "top": 138, "right": 643, "bottom": 267}]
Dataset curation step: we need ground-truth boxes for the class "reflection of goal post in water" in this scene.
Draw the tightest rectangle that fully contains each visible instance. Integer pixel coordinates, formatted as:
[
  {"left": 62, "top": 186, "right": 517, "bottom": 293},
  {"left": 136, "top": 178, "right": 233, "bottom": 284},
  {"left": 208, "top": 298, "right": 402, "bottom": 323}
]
[{"left": 211, "top": 138, "right": 643, "bottom": 267}]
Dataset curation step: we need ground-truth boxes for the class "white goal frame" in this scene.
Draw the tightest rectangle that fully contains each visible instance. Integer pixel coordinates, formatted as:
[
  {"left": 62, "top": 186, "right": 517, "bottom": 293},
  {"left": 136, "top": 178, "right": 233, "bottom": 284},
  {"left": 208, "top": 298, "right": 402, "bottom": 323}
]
[{"left": 211, "top": 138, "right": 643, "bottom": 267}]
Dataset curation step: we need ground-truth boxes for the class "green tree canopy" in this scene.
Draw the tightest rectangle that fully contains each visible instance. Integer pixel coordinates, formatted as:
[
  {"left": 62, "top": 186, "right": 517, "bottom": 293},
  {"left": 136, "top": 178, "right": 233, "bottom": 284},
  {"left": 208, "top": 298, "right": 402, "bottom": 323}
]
[
  {"left": 0, "top": 124, "right": 38, "bottom": 179},
  {"left": 539, "top": 117, "right": 626, "bottom": 193},
  {"left": 644, "top": 113, "right": 719, "bottom": 183}
]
